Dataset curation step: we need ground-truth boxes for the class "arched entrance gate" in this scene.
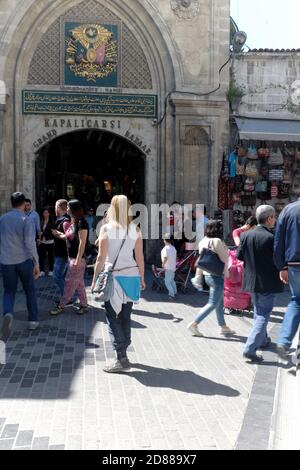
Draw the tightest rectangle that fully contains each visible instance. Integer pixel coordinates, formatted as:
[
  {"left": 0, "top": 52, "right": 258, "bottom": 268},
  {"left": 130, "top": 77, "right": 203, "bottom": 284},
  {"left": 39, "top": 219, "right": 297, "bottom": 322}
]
[{"left": 35, "top": 129, "right": 146, "bottom": 212}]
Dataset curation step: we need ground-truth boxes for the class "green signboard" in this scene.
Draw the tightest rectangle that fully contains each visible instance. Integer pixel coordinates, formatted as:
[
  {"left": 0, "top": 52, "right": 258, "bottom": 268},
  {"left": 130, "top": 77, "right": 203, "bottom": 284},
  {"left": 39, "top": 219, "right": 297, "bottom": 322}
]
[{"left": 22, "top": 90, "right": 157, "bottom": 118}]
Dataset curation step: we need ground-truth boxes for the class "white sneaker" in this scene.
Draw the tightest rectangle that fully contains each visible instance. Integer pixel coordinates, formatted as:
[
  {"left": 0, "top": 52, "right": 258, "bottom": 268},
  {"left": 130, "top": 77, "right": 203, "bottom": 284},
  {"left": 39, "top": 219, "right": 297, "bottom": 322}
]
[
  {"left": 191, "top": 277, "right": 203, "bottom": 292},
  {"left": 48, "top": 271, "right": 53, "bottom": 277},
  {"left": 28, "top": 322, "right": 39, "bottom": 331},
  {"left": 187, "top": 322, "right": 204, "bottom": 337},
  {"left": 40, "top": 272, "right": 45, "bottom": 278},
  {"left": 220, "top": 325, "right": 236, "bottom": 336}
]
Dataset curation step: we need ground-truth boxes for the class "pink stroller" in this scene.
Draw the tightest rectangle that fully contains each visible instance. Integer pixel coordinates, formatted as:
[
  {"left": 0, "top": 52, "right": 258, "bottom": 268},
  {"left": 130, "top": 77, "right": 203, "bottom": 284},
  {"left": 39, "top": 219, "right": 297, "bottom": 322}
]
[{"left": 224, "top": 249, "right": 251, "bottom": 314}]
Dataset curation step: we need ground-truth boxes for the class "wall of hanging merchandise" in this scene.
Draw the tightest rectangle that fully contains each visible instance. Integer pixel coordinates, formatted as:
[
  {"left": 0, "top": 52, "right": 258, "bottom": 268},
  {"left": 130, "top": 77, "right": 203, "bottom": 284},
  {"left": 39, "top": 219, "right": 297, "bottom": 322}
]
[{"left": 218, "top": 141, "right": 300, "bottom": 230}]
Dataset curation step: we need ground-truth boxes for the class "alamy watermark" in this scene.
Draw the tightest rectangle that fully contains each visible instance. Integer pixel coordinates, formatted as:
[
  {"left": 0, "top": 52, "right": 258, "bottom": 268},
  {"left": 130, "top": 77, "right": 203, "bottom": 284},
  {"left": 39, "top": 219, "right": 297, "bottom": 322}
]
[{"left": 95, "top": 203, "right": 206, "bottom": 240}]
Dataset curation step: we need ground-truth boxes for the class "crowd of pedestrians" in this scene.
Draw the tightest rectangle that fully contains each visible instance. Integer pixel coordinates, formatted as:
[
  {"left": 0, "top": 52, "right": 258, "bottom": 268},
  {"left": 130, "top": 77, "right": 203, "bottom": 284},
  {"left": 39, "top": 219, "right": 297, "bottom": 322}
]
[{"left": 0, "top": 191, "right": 300, "bottom": 372}]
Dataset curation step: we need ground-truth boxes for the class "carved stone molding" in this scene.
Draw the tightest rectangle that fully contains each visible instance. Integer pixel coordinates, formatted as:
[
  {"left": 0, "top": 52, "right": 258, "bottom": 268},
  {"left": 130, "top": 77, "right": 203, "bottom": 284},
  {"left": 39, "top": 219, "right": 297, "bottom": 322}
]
[
  {"left": 183, "top": 126, "right": 210, "bottom": 146},
  {"left": 170, "top": 0, "right": 200, "bottom": 19}
]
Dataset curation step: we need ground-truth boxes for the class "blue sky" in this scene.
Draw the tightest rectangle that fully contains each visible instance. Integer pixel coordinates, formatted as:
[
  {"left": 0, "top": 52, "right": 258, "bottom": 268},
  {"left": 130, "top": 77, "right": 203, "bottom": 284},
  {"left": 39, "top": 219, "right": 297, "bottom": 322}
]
[{"left": 231, "top": 0, "right": 300, "bottom": 49}]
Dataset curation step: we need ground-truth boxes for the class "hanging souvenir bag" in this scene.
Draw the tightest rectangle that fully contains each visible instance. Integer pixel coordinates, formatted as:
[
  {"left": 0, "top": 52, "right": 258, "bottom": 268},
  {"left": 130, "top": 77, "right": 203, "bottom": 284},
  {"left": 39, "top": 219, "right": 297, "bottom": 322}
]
[
  {"left": 295, "top": 148, "right": 300, "bottom": 161},
  {"left": 255, "top": 180, "right": 268, "bottom": 193},
  {"left": 283, "top": 155, "right": 294, "bottom": 170},
  {"left": 244, "top": 177, "right": 255, "bottom": 192},
  {"left": 245, "top": 162, "right": 259, "bottom": 179},
  {"left": 260, "top": 164, "right": 269, "bottom": 178},
  {"left": 271, "top": 182, "right": 279, "bottom": 198},
  {"left": 283, "top": 146, "right": 295, "bottom": 157},
  {"left": 258, "top": 144, "right": 270, "bottom": 158},
  {"left": 236, "top": 158, "right": 245, "bottom": 176},
  {"left": 221, "top": 155, "right": 230, "bottom": 182},
  {"left": 246, "top": 144, "right": 258, "bottom": 160},
  {"left": 232, "top": 193, "right": 242, "bottom": 204},
  {"left": 269, "top": 147, "right": 284, "bottom": 166},
  {"left": 241, "top": 194, "right": 257, "bottom": 207},
  {"left": 283, "top": 170, "right": 293, "bottom": 184},
  {"left": 234, "top": 177, "right": 244, "bottom": 193},
  {"left": 237, "top": 145, "right": 247, "bottom": 157},
  {"left": 268, "top": 168, "right": 284, "bottom": 181},
  {"left": 278, "top": 182, "right": 290, "bottom": 199}
]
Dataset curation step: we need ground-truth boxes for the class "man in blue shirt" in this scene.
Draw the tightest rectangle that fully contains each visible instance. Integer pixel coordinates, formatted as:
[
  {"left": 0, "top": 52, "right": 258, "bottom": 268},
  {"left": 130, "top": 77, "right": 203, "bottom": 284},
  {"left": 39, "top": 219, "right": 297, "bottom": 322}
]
[
  {"left": 25, "top": 198, "right": 41, "bottom": 238},
  {"left": 274, "top": 199, "right": 300, "bottom": 359},
  {"left": 0, "top": 193, "right": 40, "bottom": 342}
]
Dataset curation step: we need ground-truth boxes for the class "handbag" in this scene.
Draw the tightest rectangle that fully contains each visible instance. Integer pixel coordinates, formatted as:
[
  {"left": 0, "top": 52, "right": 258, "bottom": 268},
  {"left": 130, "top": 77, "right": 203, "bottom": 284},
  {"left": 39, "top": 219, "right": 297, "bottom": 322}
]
[
  {"left": 278, "top": 182, "right": 290, "bottom": 199},
  {"left": 271, "top": 182, "right": 279, "bottom": 198},
  {"left": 258, "top": 145, "right": 270, "bottom": 158},
  {"left": 92, "top": 228, "right": 128, "bottom": 300},
  {"left": 237, "top": 145, "right": 247, "bottom": 157},
  {"left": 295, "top": 148, "right": 300, "bottom": 161},
  {"left": 269, "top": 147, "right": 284, "bottom": 166},
  {"left": 244, "top": 177, "right": 255, "bottom": 192},
  {"left": 232, "top": 193, "right": 241, "bottom": 204},
  {"left": 241, "top": 194, "right": 256, "bottom": 207},
  {"left": 246, "top": 144, "right": 258, "bottom": 160},
  {"left": 245, "top": 162, "right": 259, "bottom": 179},
  {"left": 197, "top": 240, "right": 225, "bottom": 277},
  {"left": 236, "top": 158, "right": 245, "bottom": 176},
  {"left": 283, "top": 155, "right": 294, "bottom": 170},
  {"left": 268, "top": 168, "right": 284, "bottom": 181},
  {"left": 255, "top": 180, "right": 268, "bottom": 193}
]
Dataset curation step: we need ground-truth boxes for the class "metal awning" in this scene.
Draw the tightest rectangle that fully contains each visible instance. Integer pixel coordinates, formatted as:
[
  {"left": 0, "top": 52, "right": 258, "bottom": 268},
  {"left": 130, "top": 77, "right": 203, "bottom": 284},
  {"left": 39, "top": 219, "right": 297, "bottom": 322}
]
[{"left": 235, "top": 116, "right": 300, "bottom": 142}]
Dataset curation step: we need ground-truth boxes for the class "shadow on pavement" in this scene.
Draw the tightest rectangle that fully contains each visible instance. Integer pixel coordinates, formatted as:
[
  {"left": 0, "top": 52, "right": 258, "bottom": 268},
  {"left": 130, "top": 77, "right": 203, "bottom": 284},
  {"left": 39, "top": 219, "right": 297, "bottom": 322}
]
[
  {"left": 0, "top": 306, "right": 110, "bottom": 400},
  {"left": 133, "top": 310, "right": 183, "bottom": 323},
  {"left": 128, "top": 363, "right": 240, "bottom": 397}
]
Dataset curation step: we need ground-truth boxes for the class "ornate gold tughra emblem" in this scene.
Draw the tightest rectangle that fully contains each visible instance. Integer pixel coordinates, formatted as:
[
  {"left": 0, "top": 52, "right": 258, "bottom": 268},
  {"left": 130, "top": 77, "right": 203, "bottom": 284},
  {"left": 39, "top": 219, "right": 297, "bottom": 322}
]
[{"left": 65, "top": 24, "right": 118, "bottom": 82}]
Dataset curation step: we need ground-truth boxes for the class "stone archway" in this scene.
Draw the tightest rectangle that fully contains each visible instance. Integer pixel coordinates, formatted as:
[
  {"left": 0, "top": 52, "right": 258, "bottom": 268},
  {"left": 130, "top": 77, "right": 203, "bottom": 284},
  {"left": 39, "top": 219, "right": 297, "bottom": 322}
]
[
  {"left": 34, "top": 128, "right": 147, "bottom": 212},
  {"left": 0, "top": 0, "right": 177, "bottom": 212},
  {"left": 23, "top": 115, "right": 156, "bottom": 209}
]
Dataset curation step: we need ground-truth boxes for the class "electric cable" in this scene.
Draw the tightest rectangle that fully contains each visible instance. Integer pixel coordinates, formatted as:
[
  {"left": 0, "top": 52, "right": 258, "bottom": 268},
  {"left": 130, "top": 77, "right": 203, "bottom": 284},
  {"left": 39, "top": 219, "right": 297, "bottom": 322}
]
[{"left": 153, "top": 55, "right": 232, "bottom": 126}]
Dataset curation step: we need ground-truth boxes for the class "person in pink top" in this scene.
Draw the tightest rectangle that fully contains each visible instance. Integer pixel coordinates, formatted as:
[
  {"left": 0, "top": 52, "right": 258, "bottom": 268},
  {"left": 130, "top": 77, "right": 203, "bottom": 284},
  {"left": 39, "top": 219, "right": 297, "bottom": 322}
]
[{"left": 232, "top": 216, "right": 257, "bottom": 247}]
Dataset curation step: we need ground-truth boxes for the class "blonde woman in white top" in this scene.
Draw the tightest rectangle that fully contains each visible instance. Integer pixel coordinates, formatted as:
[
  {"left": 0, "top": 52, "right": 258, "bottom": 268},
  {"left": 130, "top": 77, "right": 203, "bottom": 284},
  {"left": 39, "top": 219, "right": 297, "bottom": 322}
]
[
  {"left": 187, "top": 220, "right": 236, "bottom": 337},
  {"left": 92, "top": 195, "right": 145, "bottom": 373}
]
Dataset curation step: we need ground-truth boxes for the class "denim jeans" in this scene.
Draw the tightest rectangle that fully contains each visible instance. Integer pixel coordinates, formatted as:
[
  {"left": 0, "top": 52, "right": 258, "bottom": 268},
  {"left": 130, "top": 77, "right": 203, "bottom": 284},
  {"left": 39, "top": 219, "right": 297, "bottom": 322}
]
[
  {"left": 278, "top": 266, "right": 300, "bottom": 348},
  {"left": 105, "top": 301, "right": 133, "bottom": 360},
  {"left": 164, "top": 270, "right": 177, "bottom": 297},
  {"left": 1, "top": 259, "right": 38, "bottom": 321},
  {"left": 194, "top": 275, "right": 225, "bottom": 327},
  {"left": 53, "top": 257, "right": 68, "bottom": 296},
  {"left": 244, "top": 293, "right": 276, "bottom": 355}
]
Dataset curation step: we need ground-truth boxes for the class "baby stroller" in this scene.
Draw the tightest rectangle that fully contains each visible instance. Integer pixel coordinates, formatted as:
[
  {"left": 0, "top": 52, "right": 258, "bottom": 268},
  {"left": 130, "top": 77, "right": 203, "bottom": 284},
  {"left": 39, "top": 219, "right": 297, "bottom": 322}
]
[
  {"left": 152, "top": 244, "right": 198, "bottom": 294},
  {"left": 224, "top": 248, "right": 252, "bottom": 315}
]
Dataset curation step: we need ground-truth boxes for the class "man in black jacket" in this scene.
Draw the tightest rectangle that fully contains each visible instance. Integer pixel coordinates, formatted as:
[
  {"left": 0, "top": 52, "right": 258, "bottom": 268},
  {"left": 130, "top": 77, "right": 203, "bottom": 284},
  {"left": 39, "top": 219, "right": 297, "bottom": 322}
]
[
  {"left": 237, "top": 205, "right": 284, "bottom": 362},
  {"left": 52, "top": 199, "right": 71, "bottom": 302}
]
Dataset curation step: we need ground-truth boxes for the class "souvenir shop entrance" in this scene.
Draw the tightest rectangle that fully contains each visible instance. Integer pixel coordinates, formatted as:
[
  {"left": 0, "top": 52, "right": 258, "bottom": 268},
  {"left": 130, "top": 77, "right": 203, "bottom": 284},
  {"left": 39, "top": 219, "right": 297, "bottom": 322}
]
[
  {"left": 219, "top": 137, "right": 300, "bottom": 242},
  {"left": 35, "top": 129, "right": 145, "bottom": 213}
]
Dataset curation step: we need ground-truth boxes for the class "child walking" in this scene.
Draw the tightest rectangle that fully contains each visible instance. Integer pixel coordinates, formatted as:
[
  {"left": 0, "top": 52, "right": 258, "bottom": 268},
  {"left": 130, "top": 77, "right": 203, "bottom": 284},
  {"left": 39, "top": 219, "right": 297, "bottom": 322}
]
[{"left": 161, "top": 234, "right": 177, "bottom": 300}]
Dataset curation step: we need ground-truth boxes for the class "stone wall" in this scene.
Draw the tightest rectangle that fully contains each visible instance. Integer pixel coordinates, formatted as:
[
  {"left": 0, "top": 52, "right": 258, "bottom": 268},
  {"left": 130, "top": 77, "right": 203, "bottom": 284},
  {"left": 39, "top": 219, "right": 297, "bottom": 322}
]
[{"left": 233, "top": 52, "right": 300, "bottom": 119}]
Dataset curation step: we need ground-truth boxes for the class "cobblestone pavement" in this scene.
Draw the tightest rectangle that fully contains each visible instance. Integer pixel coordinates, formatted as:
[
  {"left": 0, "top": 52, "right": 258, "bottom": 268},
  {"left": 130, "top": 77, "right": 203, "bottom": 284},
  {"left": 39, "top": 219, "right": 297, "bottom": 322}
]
[{"left": 0, "top": 271, "right": 290, "bottom": 450}]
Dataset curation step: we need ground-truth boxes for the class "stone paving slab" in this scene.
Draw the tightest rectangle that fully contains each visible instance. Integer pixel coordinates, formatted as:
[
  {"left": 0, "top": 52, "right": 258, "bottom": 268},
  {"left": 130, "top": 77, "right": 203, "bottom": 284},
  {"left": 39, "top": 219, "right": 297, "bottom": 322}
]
[{"left": 0, "top": 272, "right": 289, "bottom": 450}]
